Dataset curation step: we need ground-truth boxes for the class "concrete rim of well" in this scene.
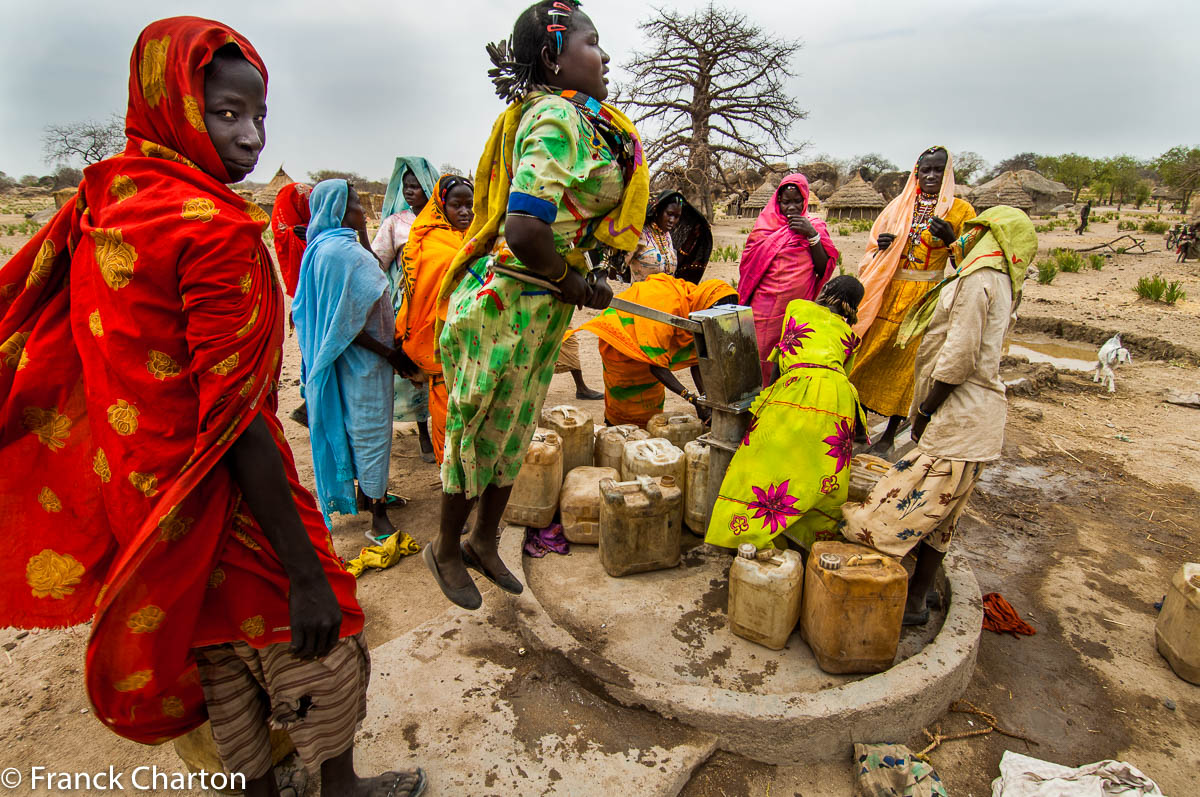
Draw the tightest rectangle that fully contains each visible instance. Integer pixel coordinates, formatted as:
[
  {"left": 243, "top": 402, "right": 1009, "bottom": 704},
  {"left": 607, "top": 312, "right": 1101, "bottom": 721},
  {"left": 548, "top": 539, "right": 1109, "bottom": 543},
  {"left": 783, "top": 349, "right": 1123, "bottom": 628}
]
[{"left": 502, "top": 527, "right": 984, "bottom": 763}]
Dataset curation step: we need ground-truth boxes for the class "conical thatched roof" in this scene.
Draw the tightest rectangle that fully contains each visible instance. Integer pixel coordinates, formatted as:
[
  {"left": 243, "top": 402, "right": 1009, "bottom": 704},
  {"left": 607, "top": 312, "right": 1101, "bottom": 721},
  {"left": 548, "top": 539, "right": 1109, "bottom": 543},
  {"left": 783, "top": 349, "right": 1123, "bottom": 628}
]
[
  {"left": 252, "top": 166, "right": 295, "bottom": 209},
  {"left": 743, "top": 177, "right": 781, "bottom": 211},
  {"left": 826, "top": 173, "right": 886, "bottom": 210},
  {"left": 1152, "top": 184, "right": 1182, "bottom": 200},
  {"left": 972, "top": 171, "right": 1034, "bottom": 212}
]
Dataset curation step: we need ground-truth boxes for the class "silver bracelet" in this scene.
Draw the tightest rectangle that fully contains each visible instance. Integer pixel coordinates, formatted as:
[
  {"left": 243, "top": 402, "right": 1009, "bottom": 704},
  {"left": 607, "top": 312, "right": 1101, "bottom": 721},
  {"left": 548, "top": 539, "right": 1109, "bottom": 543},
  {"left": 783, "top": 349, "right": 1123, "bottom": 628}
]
[{"left": 807, "top": 233, "right": 822, "bottom": 246}]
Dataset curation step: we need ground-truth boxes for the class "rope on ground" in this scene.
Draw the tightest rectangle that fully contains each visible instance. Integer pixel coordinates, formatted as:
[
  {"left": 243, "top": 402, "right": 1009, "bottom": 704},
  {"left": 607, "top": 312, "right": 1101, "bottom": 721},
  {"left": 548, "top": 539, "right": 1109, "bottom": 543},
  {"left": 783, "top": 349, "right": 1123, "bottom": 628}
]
[{"left": 914, "top": 701, "right": 1039, "bottom": 762}]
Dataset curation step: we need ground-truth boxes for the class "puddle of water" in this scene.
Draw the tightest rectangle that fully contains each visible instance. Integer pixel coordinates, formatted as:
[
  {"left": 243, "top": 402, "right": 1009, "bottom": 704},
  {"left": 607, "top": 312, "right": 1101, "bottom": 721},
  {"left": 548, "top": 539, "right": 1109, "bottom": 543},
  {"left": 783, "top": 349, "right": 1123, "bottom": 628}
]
[
  {"left": 979, "top": 463, "right": 1074, "bottom": 500},
  {"left": 1007, "top": 335, "right": 1097, "bottom": 372}
]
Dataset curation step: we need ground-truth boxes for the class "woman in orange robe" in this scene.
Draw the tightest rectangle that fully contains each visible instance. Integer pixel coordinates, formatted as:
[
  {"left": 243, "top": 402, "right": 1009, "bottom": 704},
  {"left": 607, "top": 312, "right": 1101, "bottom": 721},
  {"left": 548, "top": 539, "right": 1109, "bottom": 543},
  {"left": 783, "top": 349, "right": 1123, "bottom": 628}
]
[
  {"left": 395, "top": 175, "right": 475, "bottom": 463},
  {"left": 572, "top": 274, "right": 737, "bottom": 427}
]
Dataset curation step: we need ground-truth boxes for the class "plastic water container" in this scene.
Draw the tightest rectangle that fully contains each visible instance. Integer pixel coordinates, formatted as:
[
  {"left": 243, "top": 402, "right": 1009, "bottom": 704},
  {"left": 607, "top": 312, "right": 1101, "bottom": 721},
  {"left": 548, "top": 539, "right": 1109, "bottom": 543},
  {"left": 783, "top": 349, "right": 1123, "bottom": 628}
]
[
  {"left": 541, "top": 405, "right": 594, "bottom": 475},
  {"left": 559, "top": 466, "right": 620, "bottom": 544},
  {"left": 728, "top": 544, "right": 805, "bottom": 650},
  {"left": 621, "top": 438, "right": 686, "bottom": 483},
  {"left": 848, "top": 454, "right": 892, "bottom": 503},
  {"left": 684, "top": 439, "right": 711, "bottom": 533},
  {"left": 647, "top": 413, "right": 705, "bottom": 451},
  {"left": 595, "top": 424, "right": 650, "bottom": 470},
  {"left": 800, "top": 541, "right": 907, "bottom": 674},
  {"left": 1156, "top": 562, "right": 1200, "bottom": 684},
  {"left": 599, "top": 475, "right": 683, "bottom": 577},
  {"left": 502, "top": 428, "right": 563, "bottom": 528}
]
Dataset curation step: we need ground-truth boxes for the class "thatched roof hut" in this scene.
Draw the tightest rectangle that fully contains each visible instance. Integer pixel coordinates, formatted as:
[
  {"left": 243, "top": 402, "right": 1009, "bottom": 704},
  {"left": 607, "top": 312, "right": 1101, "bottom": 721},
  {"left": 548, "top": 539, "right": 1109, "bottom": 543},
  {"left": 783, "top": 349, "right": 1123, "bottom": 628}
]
[
  {"left": 251, "top": 166, "right": 296, "bottom": 215},
  {"left": 971, "top": 172, "right": 1034, "bottom": 213},
  {"left": 741, "top": 177, "right": 781, "bottom": 218},
  {"left": 825, "top": 174, "right": 886, "bottom": 220}
]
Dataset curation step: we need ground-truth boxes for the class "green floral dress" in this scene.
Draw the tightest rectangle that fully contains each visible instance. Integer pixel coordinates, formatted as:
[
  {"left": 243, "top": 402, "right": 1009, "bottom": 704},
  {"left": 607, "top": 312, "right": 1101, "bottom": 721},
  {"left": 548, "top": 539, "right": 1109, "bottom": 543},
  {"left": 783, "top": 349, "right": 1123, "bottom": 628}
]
[
  {"left": 706, "top": 300, "right": 866, "bottom": 550},
  {"left": 439, "top": 92, "right": 627, "bottom": 498}
]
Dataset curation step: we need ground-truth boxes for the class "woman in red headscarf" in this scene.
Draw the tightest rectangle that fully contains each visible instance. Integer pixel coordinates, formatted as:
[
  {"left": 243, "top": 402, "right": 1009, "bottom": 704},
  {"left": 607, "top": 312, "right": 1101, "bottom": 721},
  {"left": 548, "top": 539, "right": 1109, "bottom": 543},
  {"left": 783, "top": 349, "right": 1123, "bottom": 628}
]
[
  {"left": 738, "top": 174, "right": 839, "bottom": 386},
  {"left": 271, "top": 181, "right": 313, "bottom": 297},
  {"left": 0, "top": 16, "right": 424, "bottom": 796}
]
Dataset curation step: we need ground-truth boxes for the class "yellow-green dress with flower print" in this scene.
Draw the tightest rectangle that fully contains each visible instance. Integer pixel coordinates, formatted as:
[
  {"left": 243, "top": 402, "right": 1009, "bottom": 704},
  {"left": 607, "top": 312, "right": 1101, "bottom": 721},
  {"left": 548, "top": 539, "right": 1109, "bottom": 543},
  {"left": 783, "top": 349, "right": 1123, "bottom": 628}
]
[{"left": 706, "top": 299, "right": 866, "bottom": 551}]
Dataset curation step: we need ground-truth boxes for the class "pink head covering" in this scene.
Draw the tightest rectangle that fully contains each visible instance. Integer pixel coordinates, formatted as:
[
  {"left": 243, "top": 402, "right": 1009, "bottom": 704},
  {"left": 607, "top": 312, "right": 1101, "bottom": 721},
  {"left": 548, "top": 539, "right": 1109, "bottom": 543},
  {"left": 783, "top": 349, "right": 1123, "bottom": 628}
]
[
  {"left": 737, "top": 173, "right": 839, "bottom": 305},
  {"left": 852, "top": 147, "right": 957, "bottom": 337}
]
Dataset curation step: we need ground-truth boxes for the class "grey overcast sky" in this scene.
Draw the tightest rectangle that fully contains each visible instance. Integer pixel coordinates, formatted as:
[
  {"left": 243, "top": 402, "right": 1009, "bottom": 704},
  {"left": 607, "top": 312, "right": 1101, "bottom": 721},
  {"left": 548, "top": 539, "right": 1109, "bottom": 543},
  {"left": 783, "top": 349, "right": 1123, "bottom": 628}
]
[{"left": 2, "top": 0, "right": 1196, "bottom": 182}]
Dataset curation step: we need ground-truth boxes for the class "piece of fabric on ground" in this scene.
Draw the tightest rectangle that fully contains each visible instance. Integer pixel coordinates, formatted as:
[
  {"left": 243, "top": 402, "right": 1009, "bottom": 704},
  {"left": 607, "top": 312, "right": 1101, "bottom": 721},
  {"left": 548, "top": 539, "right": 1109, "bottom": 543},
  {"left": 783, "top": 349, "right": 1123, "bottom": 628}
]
[
  {"left": 853, "top": 743, "right": 948, "bottom": 797},
  {"left": 983, "top": 592, "right": 1037, "bottom": 637},
  {"left": 524, "top": 524, "right": 570, "bottom": 558},
  {"left": 345, "top": 531, "right": 421, "bottom": 578},
  {"left": 990, "top": 750, "right": 1164, "bottom": 797}
]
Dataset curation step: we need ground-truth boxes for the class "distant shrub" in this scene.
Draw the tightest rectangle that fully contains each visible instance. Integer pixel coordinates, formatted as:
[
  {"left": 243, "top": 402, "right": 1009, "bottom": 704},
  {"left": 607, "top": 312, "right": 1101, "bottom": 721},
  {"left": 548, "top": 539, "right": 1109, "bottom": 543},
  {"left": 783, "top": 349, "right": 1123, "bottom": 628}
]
[
  {"left": 1117, "top": 220, "right": 1137, "bottom": 231},
  {"left": 837, "top": 227, "right": 849, "bottom": 236},
  {"left": 1135, "top": 274, "right": 1186, "bottom": 304},
  {"left": 1052, "top": 248, "right": 1084, "bottom": 273},
  {"left": 712, "top": 244, "right": 742, "bottom": 262},
  {"left": 1036, "top": 261, "right": 1059, "bottom": 284},
  {"left": 1087, "top": 254, "right": 1105, "bottom": 270},
  {"left": 1142, "top": 220, "right": 1170, "bottom": 234}
]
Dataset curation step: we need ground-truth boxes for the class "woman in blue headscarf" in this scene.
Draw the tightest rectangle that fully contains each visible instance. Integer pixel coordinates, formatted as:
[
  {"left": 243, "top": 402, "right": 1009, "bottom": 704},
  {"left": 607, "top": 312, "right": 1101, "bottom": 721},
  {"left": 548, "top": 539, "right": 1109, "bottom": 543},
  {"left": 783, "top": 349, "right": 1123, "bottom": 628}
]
[
  {"left": 372, "top": 156, "right": 441, "bottom": 461},
  {"left": 295, "top": 180, "right": 417, "bottom": 541}
]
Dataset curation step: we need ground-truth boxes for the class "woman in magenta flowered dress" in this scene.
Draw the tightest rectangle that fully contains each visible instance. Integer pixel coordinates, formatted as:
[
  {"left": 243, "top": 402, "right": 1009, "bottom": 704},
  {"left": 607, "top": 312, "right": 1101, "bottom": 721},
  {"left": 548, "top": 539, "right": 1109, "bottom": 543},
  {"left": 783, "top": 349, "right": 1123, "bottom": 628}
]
[{"left": 706, "top": 276, "right": 866, "bottom": 551}]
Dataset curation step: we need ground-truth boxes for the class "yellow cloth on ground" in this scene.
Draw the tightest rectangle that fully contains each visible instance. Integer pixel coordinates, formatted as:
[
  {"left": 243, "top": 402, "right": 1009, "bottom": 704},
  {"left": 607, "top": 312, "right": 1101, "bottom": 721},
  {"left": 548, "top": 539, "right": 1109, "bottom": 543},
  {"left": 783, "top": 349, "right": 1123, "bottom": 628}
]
[
  {"left": 849, "top": 197, "right": 975, "bottom": 418},
  {"left": 345, "top": 531, "right": 420, "bottom": 578}
]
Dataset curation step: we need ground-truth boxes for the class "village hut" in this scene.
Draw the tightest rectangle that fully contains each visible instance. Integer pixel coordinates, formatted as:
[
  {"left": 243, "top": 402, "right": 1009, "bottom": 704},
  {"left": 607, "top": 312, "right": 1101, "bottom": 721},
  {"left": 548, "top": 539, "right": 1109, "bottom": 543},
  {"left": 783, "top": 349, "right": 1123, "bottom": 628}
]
[
  {"left": 971, "top": 171, "right": 1034, "bottom": 213},
  {"left": 741, "top": 177, "right": 781, "bottom": 218},
  {"left": 1152, "top": 184, "right": 1184, "bottom": 212},
  {"left": 251, "top": 165, "right": 295, "bottom": 217},
  {"left": 824, "top": 173, "right": 886, "bottom": 220},
  {"left": 872, "top": 171, "right": 908, "bottom": 203},
  {"left": 954, "top": 184, "right": 974, "bottom": 202}
]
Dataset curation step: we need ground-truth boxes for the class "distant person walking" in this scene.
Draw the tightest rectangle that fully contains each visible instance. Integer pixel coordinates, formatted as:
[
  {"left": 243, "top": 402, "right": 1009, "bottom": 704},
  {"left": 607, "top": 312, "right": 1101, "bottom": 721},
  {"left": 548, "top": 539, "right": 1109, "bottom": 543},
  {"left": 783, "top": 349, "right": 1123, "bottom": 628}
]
[{"left": 1075, "top": 200, "right": 1091, "bottom": 235}]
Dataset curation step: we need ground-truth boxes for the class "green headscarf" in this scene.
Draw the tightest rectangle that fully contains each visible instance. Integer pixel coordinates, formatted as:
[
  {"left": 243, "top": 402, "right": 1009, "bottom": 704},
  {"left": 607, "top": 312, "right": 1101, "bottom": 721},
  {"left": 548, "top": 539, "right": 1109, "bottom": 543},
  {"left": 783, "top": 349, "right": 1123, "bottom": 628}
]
[
  {"left": 381, "top": 156, "right": 439, "bottom": 218},
  {"left": 897, "top": 205, "right": 1038, "bottom": 348}
]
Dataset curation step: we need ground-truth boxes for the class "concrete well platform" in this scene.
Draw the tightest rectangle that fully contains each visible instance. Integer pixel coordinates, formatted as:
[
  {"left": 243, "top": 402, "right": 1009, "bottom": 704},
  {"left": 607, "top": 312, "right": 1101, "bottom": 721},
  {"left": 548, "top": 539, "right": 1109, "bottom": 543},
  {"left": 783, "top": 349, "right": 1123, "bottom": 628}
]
[{"left": 504, "top": 530, "right": 983, "bottom": 764}]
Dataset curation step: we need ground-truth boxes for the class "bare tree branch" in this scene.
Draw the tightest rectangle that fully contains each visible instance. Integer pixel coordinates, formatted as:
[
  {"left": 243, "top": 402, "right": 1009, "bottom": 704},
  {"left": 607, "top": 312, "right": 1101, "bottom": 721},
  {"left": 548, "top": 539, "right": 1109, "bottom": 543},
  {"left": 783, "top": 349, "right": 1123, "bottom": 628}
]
[{"left": 41, "top": 115, "right": 125, "bottom": 167}]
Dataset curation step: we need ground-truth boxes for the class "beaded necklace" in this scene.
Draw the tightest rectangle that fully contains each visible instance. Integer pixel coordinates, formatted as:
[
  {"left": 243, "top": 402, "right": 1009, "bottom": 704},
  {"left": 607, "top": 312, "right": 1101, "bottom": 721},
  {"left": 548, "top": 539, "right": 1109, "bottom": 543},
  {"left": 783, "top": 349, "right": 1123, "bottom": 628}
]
[
  {"left": 905, "top": 193, "right": 939, "bottom": 263},
  {"left": 648, "top": 222, "right": 676, "bottom": 268}
]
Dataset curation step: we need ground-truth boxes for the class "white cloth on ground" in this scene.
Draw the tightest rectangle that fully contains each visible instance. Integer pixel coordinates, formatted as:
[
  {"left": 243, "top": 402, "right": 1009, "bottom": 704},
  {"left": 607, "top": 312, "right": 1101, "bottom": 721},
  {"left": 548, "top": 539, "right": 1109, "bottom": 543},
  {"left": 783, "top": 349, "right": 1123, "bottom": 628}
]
[{"left": 990, "top": 751, "right": 1164, "bottom": 797}]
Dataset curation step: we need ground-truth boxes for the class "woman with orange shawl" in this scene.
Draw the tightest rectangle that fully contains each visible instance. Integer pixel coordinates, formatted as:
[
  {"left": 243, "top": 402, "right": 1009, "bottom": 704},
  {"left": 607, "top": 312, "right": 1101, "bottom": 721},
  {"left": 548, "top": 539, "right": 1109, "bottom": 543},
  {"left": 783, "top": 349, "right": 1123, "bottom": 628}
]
[
  {"left": 395, "top": 175, "right": 475, "bottom": 463},
  {"left": 738, "top": 174, "right": 839, "bottom": 386},
  {"left": 271, "top": 181, "right": 312, "bottom": 297},
  {"left": 0, "top": 17, "right": 423, "bottom": 796},
  {"left": 573, "top": 274, "right": 737, "bottom": 427},
  {"left": 849, "top": 147, "right": 975, "bottom": 455}
]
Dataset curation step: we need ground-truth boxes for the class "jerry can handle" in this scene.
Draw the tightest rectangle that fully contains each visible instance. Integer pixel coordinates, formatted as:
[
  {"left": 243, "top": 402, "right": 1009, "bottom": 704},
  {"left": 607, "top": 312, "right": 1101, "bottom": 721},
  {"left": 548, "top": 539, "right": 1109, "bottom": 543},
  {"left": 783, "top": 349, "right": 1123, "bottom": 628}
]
[{"left": 846, "top": 554, "right": 887, "bottom": 568}]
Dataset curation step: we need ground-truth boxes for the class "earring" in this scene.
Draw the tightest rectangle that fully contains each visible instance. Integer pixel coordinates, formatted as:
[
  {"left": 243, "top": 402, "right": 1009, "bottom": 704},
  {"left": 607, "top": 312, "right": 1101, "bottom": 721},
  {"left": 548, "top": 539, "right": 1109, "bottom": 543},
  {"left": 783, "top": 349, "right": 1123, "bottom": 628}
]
[{"left": 553, "top": 64, "right": 561, "bottom": 74}]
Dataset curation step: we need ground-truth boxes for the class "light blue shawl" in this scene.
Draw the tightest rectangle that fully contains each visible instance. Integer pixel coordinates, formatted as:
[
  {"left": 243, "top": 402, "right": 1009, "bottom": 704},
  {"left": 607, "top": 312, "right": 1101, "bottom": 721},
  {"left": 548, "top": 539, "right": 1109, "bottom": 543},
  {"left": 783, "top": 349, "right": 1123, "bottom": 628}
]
[
  {"left": 293, "top": 180, "right": 393, "bottom": 522},
  {"left": 381, "top": 156, "right": 439, "bottom": 218}
]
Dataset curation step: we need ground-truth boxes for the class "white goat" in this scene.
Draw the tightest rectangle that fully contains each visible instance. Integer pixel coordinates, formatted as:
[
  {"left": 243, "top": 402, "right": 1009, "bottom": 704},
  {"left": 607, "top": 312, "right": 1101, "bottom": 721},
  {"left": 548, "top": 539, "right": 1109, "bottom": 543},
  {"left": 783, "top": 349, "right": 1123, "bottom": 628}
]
[{"left": 1092, "top": 334, "right": 1132, "bottom": 393}]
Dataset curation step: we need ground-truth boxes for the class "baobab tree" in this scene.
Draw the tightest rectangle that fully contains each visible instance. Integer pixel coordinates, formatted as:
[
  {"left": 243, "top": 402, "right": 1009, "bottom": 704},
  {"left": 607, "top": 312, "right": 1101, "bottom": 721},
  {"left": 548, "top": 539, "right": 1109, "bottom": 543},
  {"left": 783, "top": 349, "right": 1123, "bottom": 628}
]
[{"left": 618, "top": 4, "right": 807, "bottom": 218}]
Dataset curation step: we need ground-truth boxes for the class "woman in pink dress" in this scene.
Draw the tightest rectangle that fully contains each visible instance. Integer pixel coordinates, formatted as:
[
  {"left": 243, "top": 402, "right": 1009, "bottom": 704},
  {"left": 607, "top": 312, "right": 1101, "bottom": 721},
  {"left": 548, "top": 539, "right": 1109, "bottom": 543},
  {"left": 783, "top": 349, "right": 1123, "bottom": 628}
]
[{"left": 738, "top": 174, "right": 839, "bottom": 385}]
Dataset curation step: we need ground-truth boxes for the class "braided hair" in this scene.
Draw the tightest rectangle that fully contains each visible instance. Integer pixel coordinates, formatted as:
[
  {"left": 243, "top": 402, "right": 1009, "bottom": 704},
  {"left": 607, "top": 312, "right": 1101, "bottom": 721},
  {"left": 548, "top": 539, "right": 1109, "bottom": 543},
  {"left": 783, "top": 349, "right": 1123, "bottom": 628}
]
[
  {"left": 816, "top": 275, "right": 865, "bottom": 325},
  {"left": 438, "top": 175, "right": 474, "bottom": 206},
  {"left": 487, "top": 1, "right": 583, "bottom": 103}
]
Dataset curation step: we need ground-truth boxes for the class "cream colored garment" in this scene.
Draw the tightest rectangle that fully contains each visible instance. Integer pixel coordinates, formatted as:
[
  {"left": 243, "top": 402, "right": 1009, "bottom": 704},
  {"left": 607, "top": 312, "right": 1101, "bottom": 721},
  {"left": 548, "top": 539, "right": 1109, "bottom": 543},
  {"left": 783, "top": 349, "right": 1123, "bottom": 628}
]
[
  {"left": 853, "top": 150, "right": 957, "bottom": 337},
  {"left": 991, "top": 751, "right": 1164, "bottom": 797},
  {"left": 911, "top": 267, "right": 1012, "bottom": 462}
]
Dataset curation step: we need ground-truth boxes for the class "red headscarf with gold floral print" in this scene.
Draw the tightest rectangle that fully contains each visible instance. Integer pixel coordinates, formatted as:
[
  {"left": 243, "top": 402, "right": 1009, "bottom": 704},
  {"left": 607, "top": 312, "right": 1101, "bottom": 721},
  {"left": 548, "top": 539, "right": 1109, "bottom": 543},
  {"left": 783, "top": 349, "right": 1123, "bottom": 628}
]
[{"left": 0, "top": 17, "right": 362, "bottom": 744}]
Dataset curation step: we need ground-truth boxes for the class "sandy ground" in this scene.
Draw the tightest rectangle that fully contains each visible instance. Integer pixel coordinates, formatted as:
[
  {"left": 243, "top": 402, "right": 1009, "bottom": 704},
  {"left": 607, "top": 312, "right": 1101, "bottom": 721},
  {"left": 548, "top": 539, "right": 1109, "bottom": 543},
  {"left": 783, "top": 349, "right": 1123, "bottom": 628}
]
[{"left": 1, "top": 197, "right": 1198, "bottom": 795}]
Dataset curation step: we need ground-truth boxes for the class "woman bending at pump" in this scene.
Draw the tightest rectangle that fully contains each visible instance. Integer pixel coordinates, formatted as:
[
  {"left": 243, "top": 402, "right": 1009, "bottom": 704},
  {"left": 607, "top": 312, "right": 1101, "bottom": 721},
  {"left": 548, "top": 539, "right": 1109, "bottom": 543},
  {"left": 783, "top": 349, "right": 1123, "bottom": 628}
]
[
  {"left": 849, "top": 147, "right": 975, "bottom": 455},
  {"left": 395, "top": 175, "right": 475, "bottom": 464},
  {"left": 625, "top": 189, "right": 713, "bottom": 283},
  {"left": 374, "top": 156, "right": 441, "bottom": 461},
  {"left": 571, "top": 273, "right": 736, "bottom": 427},
  {"left": 426, "top": 0, "right": 649, "bottom": 610},
  {"left": 706, "top": 276, "right": 867, "bottom": 552},
  {"left": 294, "top": 180, "right": 417, "bottom": 542},
  {"left": 738, "top": 174, "right": 839, "bottom": 386}
]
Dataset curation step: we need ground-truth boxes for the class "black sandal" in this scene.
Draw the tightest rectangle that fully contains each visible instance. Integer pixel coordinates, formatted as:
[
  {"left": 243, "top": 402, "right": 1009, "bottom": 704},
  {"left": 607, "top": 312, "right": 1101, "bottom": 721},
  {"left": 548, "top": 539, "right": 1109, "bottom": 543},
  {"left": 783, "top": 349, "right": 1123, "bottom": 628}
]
[
  {"left": 383, "top": 768, "right": 427, "bottom": 797},
  {"left": 423, "top": 545, "right": 481, "bottom": 610},
  {"left": 461, "top": 540, "right": 524, "bottom": 595}
]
